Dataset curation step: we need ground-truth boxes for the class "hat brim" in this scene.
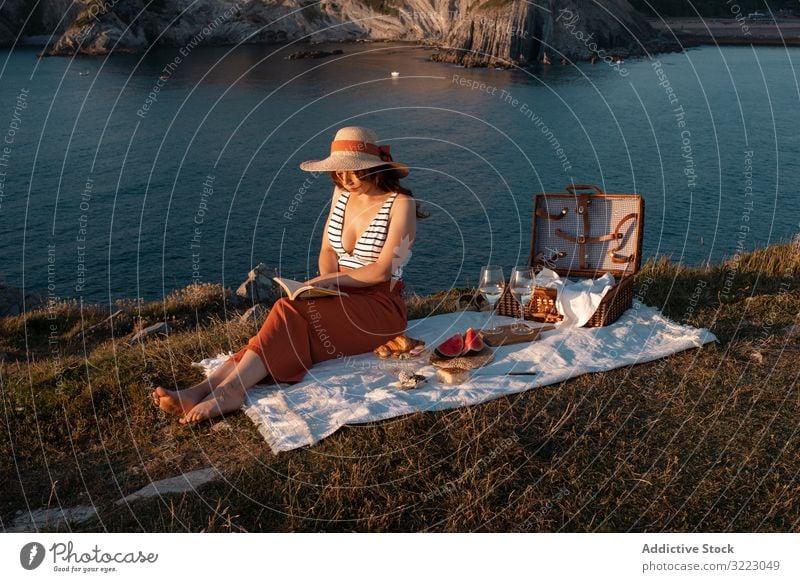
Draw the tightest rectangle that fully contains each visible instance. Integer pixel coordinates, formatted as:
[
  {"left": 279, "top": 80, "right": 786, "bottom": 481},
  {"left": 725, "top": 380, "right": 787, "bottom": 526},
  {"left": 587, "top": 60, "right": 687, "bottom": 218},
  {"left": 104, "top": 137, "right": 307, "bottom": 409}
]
[{"left": 299, "top": 156, "right": 409, "bottom": 177}]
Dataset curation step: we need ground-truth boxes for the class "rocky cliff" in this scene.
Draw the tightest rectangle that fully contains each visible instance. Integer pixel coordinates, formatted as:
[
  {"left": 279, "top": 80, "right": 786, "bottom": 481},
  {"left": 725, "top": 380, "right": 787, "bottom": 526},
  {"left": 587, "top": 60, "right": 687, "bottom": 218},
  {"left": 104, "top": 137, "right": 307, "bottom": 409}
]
[
  {"left": 0, "top": 0, "right": 676, "bottom": 66},
  {"left": 0, "top": 0, "right": 84, "bottom": 44},
  {"left": 0, "top": 0, "right": 28, "bottom": 45},
  {"left": 430, "top": 0, "right": 675, "bottom": 67}
]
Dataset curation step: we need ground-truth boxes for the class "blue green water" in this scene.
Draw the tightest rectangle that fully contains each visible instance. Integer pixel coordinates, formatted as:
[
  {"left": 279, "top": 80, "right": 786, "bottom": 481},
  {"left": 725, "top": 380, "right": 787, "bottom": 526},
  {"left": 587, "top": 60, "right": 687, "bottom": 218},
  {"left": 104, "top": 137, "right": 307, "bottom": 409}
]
[{"left": 0, "top": 42, "right": 798, "bottom": 301}]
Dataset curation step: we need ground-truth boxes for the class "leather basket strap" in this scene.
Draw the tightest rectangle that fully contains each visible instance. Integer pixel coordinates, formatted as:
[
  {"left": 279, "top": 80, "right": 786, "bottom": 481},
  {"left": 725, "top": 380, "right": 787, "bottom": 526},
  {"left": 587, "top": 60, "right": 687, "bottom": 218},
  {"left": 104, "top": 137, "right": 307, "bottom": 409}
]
[
  {"left": 551, "top": 195, "right": 592, "bottom": 269},
  {"left": 610, "top": 253, "right": 636, "bottom": 264},
  {"left": 554, "top": 211, "right": 640, "bottom": 267},
  {"left": 554, "top": 229, "right": 620, "bottom": 245},
  {"left": 566, "top": 184, "right": 603, "bottom": 195},
  {"left": 608, "top": 212, "right": 638, "bottom": 264},
  {"left": 535, "top": 207, "right": 569, "bottom": 221},
  {"left": 577, "top": 195, "right": 591, "bottom": 269}
]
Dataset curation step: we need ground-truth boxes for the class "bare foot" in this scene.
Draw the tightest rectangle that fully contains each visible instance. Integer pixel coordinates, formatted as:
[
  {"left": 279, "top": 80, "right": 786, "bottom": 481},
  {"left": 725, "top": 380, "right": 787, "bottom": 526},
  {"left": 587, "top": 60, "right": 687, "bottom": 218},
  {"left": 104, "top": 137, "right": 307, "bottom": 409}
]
[
  {"left": 179, "top": 387, "right": 246, "bottom": 424},
  {"left": 152, "top": 386, "right": 202, "bottom": 417}
]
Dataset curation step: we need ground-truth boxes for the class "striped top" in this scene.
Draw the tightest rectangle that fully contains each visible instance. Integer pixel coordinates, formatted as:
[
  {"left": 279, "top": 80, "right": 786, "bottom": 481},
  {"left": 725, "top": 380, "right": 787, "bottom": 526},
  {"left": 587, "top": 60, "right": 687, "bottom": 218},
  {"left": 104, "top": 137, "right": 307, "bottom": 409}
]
[{"left": 327, "top": 187, "right": 410, "bottom": 280}]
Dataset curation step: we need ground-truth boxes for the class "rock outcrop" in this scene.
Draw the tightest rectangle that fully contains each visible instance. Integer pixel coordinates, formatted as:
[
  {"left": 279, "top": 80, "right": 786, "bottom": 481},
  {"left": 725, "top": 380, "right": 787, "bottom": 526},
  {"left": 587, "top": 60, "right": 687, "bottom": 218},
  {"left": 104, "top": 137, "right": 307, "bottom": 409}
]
[
  {"left": 236, "top": 262, "right": 280, "bottom": 305},
  {"left": 128, "top": 321, "right": 170, "bottom": 345},
  {"left": 0, "top": 0, "right": 29, "bottom": 46},
  {"left": 0, "top": 0, "right": 84, "bottom": 46},
  {"left": 429, "top": 0, "right": 675, "bottom": 67},
  {"left": 0, "top": 282, "right": 44, "bottom": 317},
  {"left": 1, "top": 0, "right": 676, "bottom": 66}
]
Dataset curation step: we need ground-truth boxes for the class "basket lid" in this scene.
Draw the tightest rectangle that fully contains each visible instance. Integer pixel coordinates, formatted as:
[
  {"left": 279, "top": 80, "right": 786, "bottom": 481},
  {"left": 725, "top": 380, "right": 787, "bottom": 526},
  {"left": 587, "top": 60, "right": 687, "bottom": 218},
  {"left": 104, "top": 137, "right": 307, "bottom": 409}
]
[{"left": 528, "top": 185, "right": 644, "bottom": 278}]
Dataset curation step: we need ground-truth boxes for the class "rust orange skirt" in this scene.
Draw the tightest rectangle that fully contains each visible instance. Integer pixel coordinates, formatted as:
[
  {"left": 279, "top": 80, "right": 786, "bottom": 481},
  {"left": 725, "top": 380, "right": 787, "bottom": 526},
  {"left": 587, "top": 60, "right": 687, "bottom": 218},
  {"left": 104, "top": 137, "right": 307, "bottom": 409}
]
[{"left": 229, "top": 270, "right": 407, "bottom": 384}]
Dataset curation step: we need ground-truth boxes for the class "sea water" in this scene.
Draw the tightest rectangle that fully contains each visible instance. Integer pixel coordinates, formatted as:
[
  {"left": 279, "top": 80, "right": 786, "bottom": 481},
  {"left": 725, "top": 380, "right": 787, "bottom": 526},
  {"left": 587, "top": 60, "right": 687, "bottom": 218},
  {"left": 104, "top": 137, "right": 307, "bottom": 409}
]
[{"left": 0, "top": 42, "right": 797, "bottom": 301}]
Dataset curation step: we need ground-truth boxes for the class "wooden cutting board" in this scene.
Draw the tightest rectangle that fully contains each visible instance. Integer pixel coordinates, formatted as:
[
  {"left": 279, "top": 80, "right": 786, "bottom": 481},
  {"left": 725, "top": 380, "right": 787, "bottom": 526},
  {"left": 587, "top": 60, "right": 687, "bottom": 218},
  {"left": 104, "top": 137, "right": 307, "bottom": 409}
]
[{"left": 478, "top": 324, "right": 556, "bottom": 347}]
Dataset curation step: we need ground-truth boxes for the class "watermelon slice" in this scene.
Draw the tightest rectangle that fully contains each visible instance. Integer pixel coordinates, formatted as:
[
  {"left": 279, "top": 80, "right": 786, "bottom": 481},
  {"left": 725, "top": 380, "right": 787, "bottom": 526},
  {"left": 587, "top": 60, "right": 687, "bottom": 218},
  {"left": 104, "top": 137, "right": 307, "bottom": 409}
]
[
  {"left": 434, "top": 333, "right": 465, "bottom": 358},
  {"left": 461, "top": 327, "right": 485, "bottom": 355}
]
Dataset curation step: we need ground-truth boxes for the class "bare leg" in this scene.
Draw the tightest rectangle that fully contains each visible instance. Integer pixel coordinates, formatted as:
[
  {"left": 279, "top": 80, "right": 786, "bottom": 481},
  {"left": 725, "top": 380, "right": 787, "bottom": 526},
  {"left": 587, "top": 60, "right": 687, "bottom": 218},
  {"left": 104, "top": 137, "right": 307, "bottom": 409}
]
[
  {"left": 180, "top": 350, "right": 269, "bottom": 424},
  {"left": 152, "top": 356, "right": 238, "bottom": 416}
]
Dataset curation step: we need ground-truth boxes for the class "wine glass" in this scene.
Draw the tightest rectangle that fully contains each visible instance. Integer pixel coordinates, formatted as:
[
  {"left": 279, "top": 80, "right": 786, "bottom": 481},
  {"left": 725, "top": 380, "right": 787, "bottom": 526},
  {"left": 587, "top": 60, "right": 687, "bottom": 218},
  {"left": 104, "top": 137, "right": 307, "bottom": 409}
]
[
  {"left": 510, "top": 266, "right": 536, "bottom": 334},
  {"left": 478, "top": 265, "right": 505, "bottom": 335}
]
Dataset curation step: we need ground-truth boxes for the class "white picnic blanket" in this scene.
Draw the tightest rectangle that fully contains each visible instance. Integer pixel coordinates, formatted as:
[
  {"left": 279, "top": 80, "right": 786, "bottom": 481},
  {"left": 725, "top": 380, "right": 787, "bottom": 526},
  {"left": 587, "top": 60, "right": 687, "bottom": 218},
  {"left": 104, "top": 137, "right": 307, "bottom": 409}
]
[{"left": 195, "top": 302, "right": 717, "bottom": 453}]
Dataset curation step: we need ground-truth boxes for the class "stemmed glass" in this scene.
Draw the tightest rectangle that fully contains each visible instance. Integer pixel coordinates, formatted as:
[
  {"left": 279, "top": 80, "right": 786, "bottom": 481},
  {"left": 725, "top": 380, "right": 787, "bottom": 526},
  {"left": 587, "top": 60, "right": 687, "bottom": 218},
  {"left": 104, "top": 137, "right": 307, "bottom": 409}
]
[
  {"left": 510, "top": 266, "right": 536, "bottom": 334},
  {"left": 478, "top": 265, "right": 505, "bottom": 335}
]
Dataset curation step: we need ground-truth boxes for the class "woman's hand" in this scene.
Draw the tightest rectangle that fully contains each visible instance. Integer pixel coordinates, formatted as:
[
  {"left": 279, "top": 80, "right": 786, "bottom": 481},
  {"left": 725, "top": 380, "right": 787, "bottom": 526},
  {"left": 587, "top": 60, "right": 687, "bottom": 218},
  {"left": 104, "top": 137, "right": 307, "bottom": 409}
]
[{"left": 304, "top": 274, "right": 340, "bottom": 290}]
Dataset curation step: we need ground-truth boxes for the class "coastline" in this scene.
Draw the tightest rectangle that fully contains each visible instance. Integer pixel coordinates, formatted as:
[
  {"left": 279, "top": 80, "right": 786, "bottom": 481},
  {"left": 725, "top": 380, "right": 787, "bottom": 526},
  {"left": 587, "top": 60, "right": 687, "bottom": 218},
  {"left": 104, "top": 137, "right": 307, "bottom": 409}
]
[
  {"left": 649, "top": 16, "right": 800, "bottom": 47},
  {"left": 23, "top": 37, "right": 439, "bottom": 59},
  {"left": 18, "top": 25, "right": 799, "bottom": 69},
  {"left": 11, "top": 11, "right": 800, "bottom": 66}
]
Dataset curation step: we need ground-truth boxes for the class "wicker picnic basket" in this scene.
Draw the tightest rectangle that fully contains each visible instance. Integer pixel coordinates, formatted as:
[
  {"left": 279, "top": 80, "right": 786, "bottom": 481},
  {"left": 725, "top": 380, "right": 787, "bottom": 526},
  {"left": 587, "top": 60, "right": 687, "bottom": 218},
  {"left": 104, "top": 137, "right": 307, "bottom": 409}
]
[{"left": 496, "top": 184, "right": 644, "bottom": 327}]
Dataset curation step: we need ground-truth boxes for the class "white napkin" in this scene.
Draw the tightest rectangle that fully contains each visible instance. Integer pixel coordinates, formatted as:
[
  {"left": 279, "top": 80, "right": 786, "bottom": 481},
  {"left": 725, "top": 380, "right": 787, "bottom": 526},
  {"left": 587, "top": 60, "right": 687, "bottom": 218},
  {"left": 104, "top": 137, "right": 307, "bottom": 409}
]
[{"left": 536, "top": 268, "right": 617, "bottom": 328}]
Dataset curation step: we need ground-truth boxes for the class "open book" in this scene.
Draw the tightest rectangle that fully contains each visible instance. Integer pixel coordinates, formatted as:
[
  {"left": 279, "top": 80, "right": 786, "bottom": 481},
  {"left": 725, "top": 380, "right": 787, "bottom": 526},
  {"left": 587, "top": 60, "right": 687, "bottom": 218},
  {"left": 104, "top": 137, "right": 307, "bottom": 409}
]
[{"left": 273, "top": 277, "right": 349, "bottom": 300}]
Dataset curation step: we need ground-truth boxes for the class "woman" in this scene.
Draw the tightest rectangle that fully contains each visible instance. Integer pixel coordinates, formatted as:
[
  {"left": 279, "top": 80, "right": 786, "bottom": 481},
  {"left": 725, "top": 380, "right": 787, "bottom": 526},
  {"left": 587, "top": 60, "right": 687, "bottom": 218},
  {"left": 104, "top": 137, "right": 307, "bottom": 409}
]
[{"left": 152, "top": 126, "right": 427, "bottom": 424}]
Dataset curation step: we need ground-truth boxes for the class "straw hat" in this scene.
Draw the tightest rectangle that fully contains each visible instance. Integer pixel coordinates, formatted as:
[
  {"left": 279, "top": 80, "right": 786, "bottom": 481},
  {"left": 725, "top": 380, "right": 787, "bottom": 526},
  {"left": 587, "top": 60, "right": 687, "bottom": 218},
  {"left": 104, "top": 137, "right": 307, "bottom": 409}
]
[{"left": 299, "top": 126, "right": 409, "bottom": 177}]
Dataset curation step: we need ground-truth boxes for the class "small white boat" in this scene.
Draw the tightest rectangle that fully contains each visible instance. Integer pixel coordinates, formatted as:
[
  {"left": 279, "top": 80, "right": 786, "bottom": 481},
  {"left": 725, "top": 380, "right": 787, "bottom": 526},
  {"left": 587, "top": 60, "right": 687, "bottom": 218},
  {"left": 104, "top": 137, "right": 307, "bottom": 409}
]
[{"left": 390, "top": 71, "right": 400, "bottom": 77}]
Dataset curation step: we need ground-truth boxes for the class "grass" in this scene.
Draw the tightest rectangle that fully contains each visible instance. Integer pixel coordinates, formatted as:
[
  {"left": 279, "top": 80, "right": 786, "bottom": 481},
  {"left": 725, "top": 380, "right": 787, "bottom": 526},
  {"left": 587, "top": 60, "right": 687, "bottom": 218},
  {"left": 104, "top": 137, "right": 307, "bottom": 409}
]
[{"left": 1, "top": 241, "right": 799, "bottom": 532}]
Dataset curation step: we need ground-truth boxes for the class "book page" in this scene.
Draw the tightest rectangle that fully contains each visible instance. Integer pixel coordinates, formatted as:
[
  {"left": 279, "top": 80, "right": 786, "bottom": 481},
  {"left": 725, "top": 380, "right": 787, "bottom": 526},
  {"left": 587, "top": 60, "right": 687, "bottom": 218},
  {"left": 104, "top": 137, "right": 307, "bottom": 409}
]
[
  {"left": 273, "top": 277, "right": 305, "bottom": 298},
  {"left": 273, "top": 277, "right": 348, "bottom": 299}
]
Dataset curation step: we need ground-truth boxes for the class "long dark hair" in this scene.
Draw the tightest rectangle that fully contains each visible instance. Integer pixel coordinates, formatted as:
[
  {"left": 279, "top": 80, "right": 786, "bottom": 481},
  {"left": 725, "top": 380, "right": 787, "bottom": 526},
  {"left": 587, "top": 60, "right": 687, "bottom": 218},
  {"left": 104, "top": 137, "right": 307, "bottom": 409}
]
[{"left": 329, "top": 165, "right": 430, "bottom": 219}]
